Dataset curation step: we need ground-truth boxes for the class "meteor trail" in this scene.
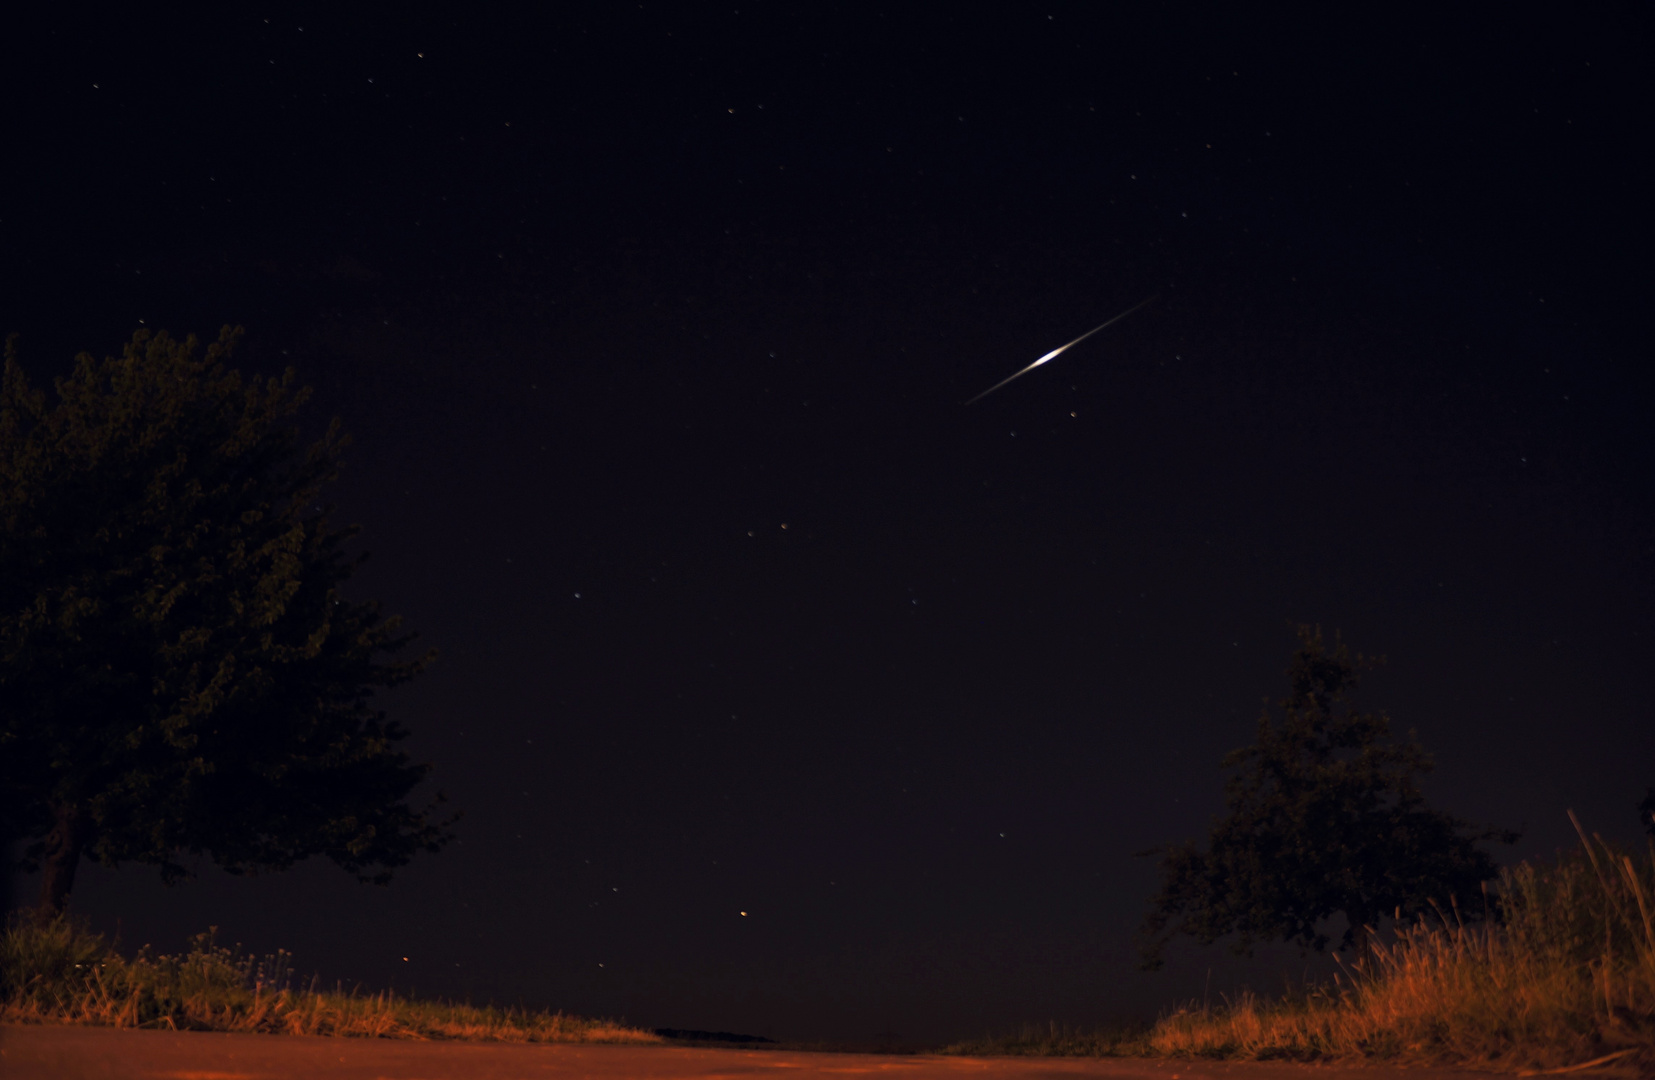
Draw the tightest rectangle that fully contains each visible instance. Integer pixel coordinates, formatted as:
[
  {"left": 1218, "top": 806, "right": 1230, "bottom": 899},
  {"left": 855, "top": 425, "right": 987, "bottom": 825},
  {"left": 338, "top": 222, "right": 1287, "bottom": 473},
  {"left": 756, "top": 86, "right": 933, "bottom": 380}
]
[{"left": 963, "top": 295, "right": 1159, "bottom": 406}]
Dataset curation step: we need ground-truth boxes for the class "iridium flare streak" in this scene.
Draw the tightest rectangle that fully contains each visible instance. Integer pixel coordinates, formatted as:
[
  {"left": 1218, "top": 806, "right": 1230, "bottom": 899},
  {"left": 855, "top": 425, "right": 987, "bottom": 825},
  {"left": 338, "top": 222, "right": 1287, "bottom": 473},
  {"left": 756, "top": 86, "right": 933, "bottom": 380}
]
[{"left": 963, "top": 295, "right": 1159, "bottom": 406}]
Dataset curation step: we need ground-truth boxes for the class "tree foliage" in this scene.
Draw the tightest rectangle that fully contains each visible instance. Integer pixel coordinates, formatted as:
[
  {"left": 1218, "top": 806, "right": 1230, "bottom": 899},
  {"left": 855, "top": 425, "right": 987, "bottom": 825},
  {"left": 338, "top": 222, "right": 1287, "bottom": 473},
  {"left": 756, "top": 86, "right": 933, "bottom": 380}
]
[
  {"left": 0, "top": 327, "right": 451, "bottom": 913},
  {"left": 1139, "top": 626, "right": 1514, "bottom": 970}
]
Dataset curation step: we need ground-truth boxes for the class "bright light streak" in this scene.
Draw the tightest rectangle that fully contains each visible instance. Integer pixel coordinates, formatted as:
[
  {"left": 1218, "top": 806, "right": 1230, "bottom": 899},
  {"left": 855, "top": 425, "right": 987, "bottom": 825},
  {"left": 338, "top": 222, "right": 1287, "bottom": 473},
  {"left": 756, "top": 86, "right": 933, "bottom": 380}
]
[{"left": 964, "top": 295, "right": 1159, "bottom": 406}]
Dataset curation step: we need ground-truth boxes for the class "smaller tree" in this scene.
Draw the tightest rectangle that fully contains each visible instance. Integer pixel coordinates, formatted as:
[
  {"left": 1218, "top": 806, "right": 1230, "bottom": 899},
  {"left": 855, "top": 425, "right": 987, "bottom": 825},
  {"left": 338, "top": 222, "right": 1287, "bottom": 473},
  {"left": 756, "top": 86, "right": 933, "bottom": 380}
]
[
  {"left": 1139, "top": 626, "right": 1515, "bottom": 970},
  {"left": 1639, "top": 789, "right": 1655, "bottom": 838}
]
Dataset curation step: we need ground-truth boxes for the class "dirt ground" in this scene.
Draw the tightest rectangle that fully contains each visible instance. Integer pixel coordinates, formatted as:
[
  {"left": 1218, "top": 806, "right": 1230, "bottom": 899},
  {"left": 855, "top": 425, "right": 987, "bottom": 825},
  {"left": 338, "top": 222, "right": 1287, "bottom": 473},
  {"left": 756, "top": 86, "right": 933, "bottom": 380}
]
[{"left": 0, "top": 1024, "right": 1546, "bottom": 1080}]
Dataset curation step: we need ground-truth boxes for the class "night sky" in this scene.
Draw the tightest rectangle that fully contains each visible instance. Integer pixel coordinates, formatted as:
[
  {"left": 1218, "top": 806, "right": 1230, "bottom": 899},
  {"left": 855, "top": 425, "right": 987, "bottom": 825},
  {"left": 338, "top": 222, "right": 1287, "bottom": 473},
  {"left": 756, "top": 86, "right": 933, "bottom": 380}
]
[{"left": 3, "top": 5, "right": 1650, "bottom": 1045}]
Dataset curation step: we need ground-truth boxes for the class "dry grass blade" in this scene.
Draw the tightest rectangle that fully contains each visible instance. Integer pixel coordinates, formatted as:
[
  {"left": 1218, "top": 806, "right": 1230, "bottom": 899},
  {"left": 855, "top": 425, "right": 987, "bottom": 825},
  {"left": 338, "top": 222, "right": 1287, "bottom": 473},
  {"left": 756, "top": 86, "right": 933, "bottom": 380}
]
[{"left": 1515, "top": 1047, "right": 1639, "bottom": 1075}]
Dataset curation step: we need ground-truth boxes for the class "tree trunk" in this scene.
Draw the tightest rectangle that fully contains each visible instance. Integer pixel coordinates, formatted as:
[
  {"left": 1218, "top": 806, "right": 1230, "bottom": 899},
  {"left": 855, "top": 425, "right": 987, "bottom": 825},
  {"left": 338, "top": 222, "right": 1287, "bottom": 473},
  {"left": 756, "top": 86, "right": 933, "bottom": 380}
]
[{"left": 35, "top": 803, "right": 87, "bottom": 917}]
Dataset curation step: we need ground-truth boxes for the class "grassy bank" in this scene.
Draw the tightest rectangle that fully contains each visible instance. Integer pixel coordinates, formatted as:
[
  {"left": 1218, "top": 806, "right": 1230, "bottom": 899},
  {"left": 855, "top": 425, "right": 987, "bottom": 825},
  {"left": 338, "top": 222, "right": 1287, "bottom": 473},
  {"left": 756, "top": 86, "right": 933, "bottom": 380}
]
[
  {"left": 0, "top": 916, "right": 657, "bottom": 1042},
  {"left": 950, "top": 822, "right": 1655, "bottom": 1073},
  {"left": 9, "top": 820, "right": 1653, "bottom": 1070}
]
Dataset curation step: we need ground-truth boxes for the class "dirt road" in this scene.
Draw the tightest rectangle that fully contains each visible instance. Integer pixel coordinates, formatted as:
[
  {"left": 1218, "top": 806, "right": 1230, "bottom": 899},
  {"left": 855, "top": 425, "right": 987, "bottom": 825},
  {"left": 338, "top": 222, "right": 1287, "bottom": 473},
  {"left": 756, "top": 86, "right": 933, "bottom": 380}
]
[{"left": 0, "top": 1025, "right": 1529, "bottom": 1079}]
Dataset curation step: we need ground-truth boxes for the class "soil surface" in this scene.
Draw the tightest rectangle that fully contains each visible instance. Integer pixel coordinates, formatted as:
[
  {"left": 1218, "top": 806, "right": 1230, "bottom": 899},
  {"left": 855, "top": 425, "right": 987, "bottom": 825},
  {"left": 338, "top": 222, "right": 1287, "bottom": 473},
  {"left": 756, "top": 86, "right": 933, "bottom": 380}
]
[{"left": 0, "top": 1024, "right": 1531, "bottom": 1079}]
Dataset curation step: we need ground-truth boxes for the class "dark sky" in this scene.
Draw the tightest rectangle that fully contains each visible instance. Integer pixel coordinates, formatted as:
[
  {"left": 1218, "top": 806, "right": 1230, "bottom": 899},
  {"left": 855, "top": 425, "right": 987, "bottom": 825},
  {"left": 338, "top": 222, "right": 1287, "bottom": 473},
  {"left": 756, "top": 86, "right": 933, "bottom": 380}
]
[{"left": 3, "top": 4, "right": 1651, "bottom": 1045}]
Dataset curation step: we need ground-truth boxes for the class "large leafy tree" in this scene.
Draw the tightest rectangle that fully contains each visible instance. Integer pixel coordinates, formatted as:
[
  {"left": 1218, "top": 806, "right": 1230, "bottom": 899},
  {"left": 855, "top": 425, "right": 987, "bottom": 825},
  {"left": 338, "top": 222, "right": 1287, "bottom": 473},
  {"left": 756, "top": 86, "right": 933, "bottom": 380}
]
[
  {"left": 1139, "top": 626, "right": 1513, "bottom": 970},
  {"left": 0, "top": 327, "right": 451, "bottom": 914}
]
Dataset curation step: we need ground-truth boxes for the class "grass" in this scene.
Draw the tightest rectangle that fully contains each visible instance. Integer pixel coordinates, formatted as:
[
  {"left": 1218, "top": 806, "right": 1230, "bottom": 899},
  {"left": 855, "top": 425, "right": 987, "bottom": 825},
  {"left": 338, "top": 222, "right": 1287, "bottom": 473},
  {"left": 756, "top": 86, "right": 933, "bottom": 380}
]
[
  {"left": 0, "top": 917, "right": 658, "bottom": 1043},
  {"left": 947, "top": 817, "right": 1655, "bottom": 1074},
  {"left": 9, "top": 816, "right": 1654, "bottom": 1071}
]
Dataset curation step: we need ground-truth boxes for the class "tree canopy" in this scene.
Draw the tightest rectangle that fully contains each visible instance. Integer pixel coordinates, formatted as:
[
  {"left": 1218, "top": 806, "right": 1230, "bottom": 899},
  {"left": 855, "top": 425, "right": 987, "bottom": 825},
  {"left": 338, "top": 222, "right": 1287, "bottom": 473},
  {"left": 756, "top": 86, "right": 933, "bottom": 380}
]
[
  {"left": 1138, "top": 626, "right": 1514, "bottom": 970},
  {"left": 0, "top": 327, "right": 451, "bottom": 914}
]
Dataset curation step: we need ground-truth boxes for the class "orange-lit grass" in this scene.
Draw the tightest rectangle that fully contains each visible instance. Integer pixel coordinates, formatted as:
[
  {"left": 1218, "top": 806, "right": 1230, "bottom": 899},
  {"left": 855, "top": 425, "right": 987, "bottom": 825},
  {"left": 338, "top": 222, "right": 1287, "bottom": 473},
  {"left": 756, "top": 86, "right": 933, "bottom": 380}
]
[
  {"left": 950, "top": 820, "right": 1655, "bottom": 1074},
  {"left": 0, "top": 918, "right": 657, "bottom": 1043},
  {"left": 1143, "top": 822, "right": 1655, "bottom": 1072}
]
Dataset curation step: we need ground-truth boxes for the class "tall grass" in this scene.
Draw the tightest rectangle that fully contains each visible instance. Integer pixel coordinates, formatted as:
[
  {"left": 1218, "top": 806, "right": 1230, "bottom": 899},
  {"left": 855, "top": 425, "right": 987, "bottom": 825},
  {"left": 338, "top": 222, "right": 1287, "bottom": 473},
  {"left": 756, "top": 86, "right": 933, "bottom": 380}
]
[
  {"left": 0, "top": 917, "right": 658, "bottom": 1042},
  {"left": 950, "top": 821, "right": 1655, "bottom": 1073},
  {"left": 1145, "top": 833, "right": 1655, "bottom": 1071},
  {"left": 1144, "top": 826, "right": 1654, "bottom": 1072}
]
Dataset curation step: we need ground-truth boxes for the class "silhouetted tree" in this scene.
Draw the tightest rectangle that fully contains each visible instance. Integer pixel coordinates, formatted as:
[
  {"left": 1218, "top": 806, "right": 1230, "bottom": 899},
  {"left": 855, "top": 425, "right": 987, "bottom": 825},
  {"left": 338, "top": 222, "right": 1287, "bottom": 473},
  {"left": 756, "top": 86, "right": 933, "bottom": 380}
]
[
  {"left": 1138, "top": 626, "right": 1514, "bottom": 970},
  {"left": 0, "top": 328, "right": 452, "bottom": 915},
  {"left": 1639, "top": 789, "right": 1655, "bottom": 838}
]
